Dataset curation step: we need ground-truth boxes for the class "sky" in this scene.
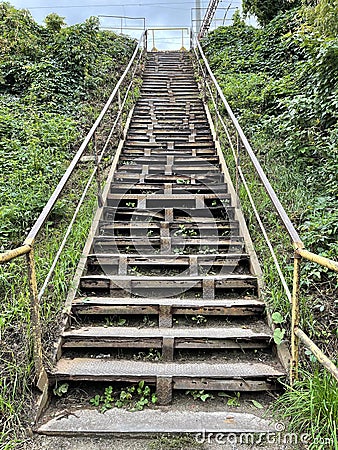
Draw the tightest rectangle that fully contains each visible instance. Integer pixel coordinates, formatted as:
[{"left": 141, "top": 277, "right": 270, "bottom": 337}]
[{"left": 9, "top": 0, "right": 243, "bottom": 50}]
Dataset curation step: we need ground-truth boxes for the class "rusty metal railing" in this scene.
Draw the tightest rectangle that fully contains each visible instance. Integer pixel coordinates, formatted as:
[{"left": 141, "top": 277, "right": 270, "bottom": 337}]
[
  {"left": 192, "top": 33, "right": 338, "bottom": 384},
  {"left": 0, "top": 30, "right": 147, "bottom": 390}
]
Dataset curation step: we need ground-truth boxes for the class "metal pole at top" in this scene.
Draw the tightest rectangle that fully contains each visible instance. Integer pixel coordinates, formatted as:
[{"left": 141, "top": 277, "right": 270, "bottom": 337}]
[{"left": 196, "top": 0, "right": 202, "bottom": 33}]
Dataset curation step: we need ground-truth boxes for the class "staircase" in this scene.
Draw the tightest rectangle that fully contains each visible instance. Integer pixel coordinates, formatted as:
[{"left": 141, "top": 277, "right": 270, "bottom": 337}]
[{"left": 37, "top": 51, "right": 286, "bottom": 436}]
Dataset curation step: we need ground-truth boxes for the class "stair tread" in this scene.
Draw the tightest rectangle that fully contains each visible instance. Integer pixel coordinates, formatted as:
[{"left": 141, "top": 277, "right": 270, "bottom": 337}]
[
  {"left": 37, "top": 408, "right": 275, "bottom": 435},
  {"left": 53, "top": 358, "right": 285, "bottom": 378},
  {"left": 88, "top": 253, "right": 246, "bottom": 258},
  {"left": 80, "top": 274, "right": 256, "bottom": 281},
  {"left": 107, "top": 193, "right": 229, "bottom": 199},
  {"left": 73, "top": 297, "right": 264, "bottom": 306},
  {"left": 63, "top": 326, "right": 271, "bottom": 339}
]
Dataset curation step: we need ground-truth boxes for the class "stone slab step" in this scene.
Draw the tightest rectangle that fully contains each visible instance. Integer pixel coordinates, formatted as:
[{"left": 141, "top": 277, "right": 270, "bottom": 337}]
[{"left": 37, "top": 408, "right": 276, "bottom": 436}]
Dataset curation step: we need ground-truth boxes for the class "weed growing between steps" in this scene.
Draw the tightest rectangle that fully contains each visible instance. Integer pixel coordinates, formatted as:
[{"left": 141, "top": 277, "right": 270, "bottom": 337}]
[
  {"left": 148, "top": 435, "right": 203, "bottom": 449},
  {"left": 89, "top": 381, "right": 158, "bottom": 413}
]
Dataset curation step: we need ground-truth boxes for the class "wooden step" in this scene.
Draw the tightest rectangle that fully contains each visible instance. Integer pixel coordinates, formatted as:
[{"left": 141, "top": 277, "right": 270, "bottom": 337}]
[
  {"left": 86, "top": 253, "right": 248, "bottom": 267},
  {"left": 110, "top": 183, "right": 228, "bottom": 194},
  {"left": 79, "top": 274, "right": 257, "bottom": 293},
  {"left": 79, "top": 275, "right": 257, "bottom": 300},
  {"left": 113, "top": 173, "right": 224, "bottom": 183},
  {"left": 102, "top": 206, "right": 236, "bottom": 221},
  {"left": 92, "top": 236, "right": 244, "bottom": 253},
  {"left": 51, "top": 358, "right": 285, "bottom": 402},
  {"left": 62, "top": 326, "right": 272, "bottom": 355},
  {"left": 72, "top": 297, "right": 265, "bottom": 323}
]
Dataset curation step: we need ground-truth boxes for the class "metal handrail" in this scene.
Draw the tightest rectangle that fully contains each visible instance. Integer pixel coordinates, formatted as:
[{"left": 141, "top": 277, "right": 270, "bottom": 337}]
[
  {"left": 194, "top": 37, "right": 303, "bottom": 246},
  {"left": 192, "top": 33, "right": 338, "bottom": 383},
  {"left": 25, "top": 31, "right": 146, "bottom": 245},
  {"left": 98, "top": 15, "right": 146, "bottom": 31},
  {"left": 0, "top": 33, "right": 146, "bottom": 264},
  {"left": 0, "top": 30, "right": 147, "bottom": 390}
]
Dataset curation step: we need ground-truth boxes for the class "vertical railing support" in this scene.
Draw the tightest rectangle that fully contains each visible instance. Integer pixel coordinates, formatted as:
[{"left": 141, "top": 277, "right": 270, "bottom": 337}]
[
  {"left": 93, "top": 132, "right": 103, "bottom": 208},
  {"left": 26, "top": 247, "right": 48, "bottom": 392},
  {"left": 290, "top": 252, "right": 301, "bottom": 384},
  {"left": 117, "top": 88, "right": 123, "bottom": 136},
  {"left": 214, "top": 90, "right": 219, "bottom": 139},
  {"left": 235, "top": 131, "right": 240, "bottom": 207},
  {"left": 202, "top": 67, "right": 207, "bottom": 102},
  {"left": 152, "top": 29, "right": 156, "bottom": 52},
  {"left": 144, "top": 30, "right": 148, "bottom": 52}
]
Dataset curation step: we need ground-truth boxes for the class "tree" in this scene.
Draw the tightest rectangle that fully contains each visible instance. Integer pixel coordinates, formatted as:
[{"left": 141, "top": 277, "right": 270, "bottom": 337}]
[
  {"left": 44, "top": 13, "right": 66, "bottom": 32},
  {"left": 242, "top": 0, "right": 301, "bottom": 26}
]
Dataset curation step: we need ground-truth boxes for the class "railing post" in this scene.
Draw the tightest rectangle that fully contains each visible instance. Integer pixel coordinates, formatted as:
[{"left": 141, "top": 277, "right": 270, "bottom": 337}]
[
  {"left": 214, "top": 90, "right": 219, "bottom": 139},
  {"left": 144, "top": 30, "right": 148, "bottom": 52},
  {"left": 202, "top": 67, "right": 207, "bottom": 102},
  {"left": 117, "top": 88, "right": 123, "bottom": 135},
  {"left": 26, "top": 247, "right": 48, "bottom": 391},
  {"left": 93, "top": 131, "right": 103, "bottom": 208},
  {"left": 290, "top": 251, "right": 301, "bottom": 384},
  {"left": 152, "top": 29, "right": 156, "bottom": 52},
  {"left": 235, "top": 131, "right": 240, "bottom": 207}
]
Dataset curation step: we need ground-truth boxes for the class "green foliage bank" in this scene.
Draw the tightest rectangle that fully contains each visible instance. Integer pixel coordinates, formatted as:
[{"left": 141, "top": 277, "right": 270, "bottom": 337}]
[
  {"left": 203, "top": 2, "right": 337, "bottom": 447},
  {"left": 203, "top": 3, "right": 337, "bottom": 281},
  {"left": 0, "top": 3, "right": 135, "bottom": 447},
  {"left": 0, "top": 2, "right": 135, "bottom": 247}
]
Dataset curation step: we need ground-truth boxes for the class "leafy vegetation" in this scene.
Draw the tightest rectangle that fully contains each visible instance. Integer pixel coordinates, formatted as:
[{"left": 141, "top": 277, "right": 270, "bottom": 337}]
[
  {"left": 89, "top": 381, "right": 158, "bottom": 413},
  {"left": 185, "top": 389, "right": 214, "bottom": 402},
  {"left": 202, "top": 2, "right": 337, "bottom": 305},
  {"left": 0, "top": 3, "right": 136, "bottom": 447},
  {"left": 202, "top": 2, "right": 337, "bottom": 446},
  {"left": 0, "top": 2, "right": 135, "bottom": 246},
  {"left": 242, "top": 0, "right": 301, "bottom": 26}
]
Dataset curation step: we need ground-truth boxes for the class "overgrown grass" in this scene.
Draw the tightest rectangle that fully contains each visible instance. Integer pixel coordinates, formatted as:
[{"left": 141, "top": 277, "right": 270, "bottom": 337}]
[
  {"left": 0, "top": 180, "right": 97, "bottom": 445},
  {"left": 273, "top": 368, "right": 338, "bottom": 450}
]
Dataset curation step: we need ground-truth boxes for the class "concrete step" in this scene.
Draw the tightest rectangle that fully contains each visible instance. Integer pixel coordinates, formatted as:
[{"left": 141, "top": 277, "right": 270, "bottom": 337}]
[{"left": 37, "top": 408, "right": 276, "bottom": 437}]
